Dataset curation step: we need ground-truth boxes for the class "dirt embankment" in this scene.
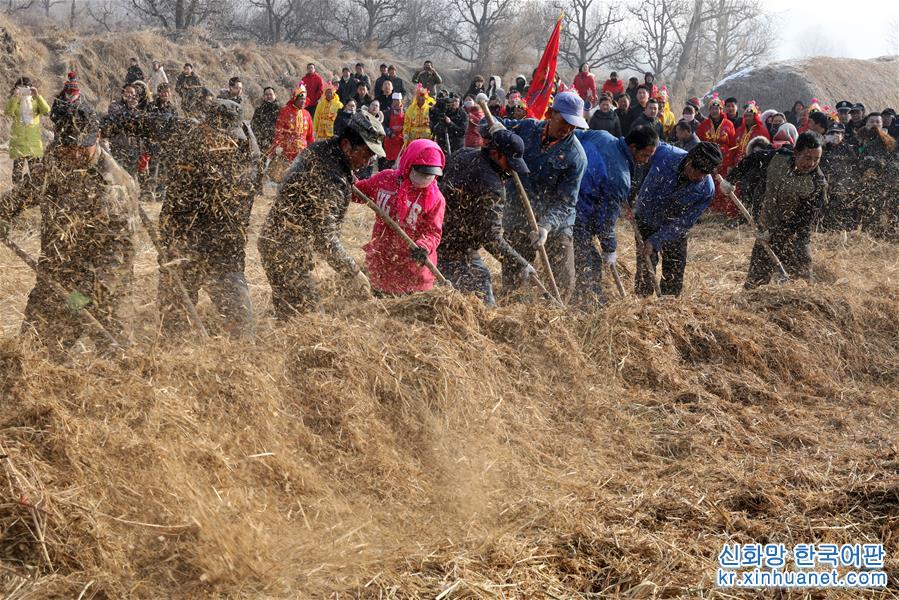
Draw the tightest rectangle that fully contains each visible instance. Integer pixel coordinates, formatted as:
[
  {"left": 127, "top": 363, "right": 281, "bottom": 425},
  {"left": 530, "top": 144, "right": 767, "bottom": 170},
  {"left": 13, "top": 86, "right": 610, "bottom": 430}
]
[
  {"left": 0, "top": 14, "right": 423, "bottom": 135},
  {"left": 708, "top": 56, "right": 899, "bottom": 113}
]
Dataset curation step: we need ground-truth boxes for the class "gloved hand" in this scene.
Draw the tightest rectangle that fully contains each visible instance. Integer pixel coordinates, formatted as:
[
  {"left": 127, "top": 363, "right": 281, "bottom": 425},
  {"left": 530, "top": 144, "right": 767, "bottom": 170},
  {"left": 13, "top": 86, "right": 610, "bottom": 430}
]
[
  {"left": 65, "top": 290, "right": 91, "bottom": 313},
  {"left": 518, "top": 263, "right": 537, "bottom": 281},
  {"left": 718, "top": 178, "right": 734, "bottom": 194},
  {"left": 353, "top": 270, "right": 372, "bottom": 296},
  {"left": 528, "top": 226, "right": 548, "bottom": 248},
  {"left": 274, "top": 146, "right": 283, "bottom": 156},
  {"left": 602, "top": 251, "right": 617, "bottom": 265},
  {"left": 756, "top": 229, "right": 771, "bottom": 243},
  {"left": 409, "top": 245, "right": 429, "bottom": 265},
  {"left": 488, "top": 120, "right": 506, "bottom": 134}
]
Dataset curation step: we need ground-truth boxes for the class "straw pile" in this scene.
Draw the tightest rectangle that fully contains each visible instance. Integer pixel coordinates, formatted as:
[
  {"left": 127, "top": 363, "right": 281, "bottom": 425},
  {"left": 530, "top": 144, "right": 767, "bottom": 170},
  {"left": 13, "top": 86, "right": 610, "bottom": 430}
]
[
  {"left": 1, "top": 184, "right": 897, "bottom": 596},
  {"left": 708, "top": 56, "right": 899, "bottom": 113}
]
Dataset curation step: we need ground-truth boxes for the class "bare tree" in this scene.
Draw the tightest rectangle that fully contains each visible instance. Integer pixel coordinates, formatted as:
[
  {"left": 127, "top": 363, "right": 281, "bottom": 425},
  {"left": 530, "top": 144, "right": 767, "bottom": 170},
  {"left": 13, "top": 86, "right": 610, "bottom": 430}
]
[
  {"left": 700, "top": 0, "right": 774, "bottom": 82},
  {"left": 235, "top": 0, "right": 320, "bottom": 44},
  {"left": 317, "top": 0, "right": 410, "bottom": 52},
  {"left": 126, "top": 0, "right": 223, "bottom": 29},
  {"left": 85, "top": 0, "right": 126, "bottom": 30},
  {"left": 36, "top": 0, "right": 64, "bottom": 16},
  {"left": 428, "top": 0, "right": 516, "bottom": 75},
  {"left": 625, "top": 0, "right": 690, "bottom": 77},
  {"left": 2, "top": 0, "right": 35, "bottom": 14},
  {"left": 555, "top": 0, "right": 634, "bottom": 71}
]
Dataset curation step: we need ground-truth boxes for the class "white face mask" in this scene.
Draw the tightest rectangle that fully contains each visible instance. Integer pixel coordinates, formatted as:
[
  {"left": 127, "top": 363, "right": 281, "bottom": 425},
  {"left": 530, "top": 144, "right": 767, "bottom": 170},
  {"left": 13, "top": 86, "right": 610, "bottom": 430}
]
[
  {"left": 682, "top": 113, "right": 695, "bottom": 123},
  {"left": 463, "top": 100, "right": 474, "bottom": 108},
  {"left": 824, "top": 133, "right": 841, "bottom": 145},
  {"left": 409, "top": 170, "right": 436, "bottom": 188}
]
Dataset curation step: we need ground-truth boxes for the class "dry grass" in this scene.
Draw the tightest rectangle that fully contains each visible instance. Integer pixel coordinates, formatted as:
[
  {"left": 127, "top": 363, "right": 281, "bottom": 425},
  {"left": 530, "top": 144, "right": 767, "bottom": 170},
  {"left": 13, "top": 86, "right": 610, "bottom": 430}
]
[
  {"left": 710, "top": 56, "right": 899, "bottom": 113},
  {"left": 1, "top": 168, "right": 897, "bottom": 597}
]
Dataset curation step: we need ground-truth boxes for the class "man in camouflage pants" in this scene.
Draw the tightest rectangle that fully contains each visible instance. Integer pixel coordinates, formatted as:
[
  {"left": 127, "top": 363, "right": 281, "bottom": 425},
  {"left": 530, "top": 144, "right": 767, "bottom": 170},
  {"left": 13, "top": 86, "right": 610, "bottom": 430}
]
[
  {"left": 0, "top": 104, "right": 138, "bottom": 358},
  {"left": 156, "top": 99, "right": 263, "bottom": 338},
  {"left": 258, "top": 111, "right": 385, "bottom": 318}
]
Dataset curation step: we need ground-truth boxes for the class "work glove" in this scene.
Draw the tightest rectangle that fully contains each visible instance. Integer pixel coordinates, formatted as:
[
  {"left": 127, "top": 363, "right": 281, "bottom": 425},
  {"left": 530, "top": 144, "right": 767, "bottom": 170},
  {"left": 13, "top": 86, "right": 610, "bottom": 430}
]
[
  {"left": 718, "top": 178, "right": 734, "bottom": 195},
  {"left": 409, "top": 245, "right": 429, "bottom": 265},
  {"left": 274, "top": 146, "right": 283, "bottom": 156},
  {"left": 528, "top": 226, "right": 548, "bottom": 248},
  {"left": 756, "top": 229, "right": 771, "bottom": 243},
  {"left": 518, "top": 263, "right": 537, "bottom": 282},
  {"left": 353, "top": 270, "right": 372, "bottom": 296},
  {"left": 602, "top": 251, "right": 617, "bottom": 266},
  {"left": 65, "top": 290, "right": 91, "bottom": 313}
]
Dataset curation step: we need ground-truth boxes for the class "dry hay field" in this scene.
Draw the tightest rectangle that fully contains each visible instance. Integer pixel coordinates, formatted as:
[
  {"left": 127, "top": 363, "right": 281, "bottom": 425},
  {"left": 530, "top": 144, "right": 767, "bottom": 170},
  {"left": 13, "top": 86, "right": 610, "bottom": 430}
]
[{"left": 0, "top": 162, "right": 898, "bottom": 598}]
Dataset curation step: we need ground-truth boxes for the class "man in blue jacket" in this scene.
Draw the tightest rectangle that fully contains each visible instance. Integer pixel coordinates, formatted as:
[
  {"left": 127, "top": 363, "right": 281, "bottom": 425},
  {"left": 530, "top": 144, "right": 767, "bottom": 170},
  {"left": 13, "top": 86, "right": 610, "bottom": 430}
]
[
  {"left": 572, "top": 126, "right": 659, "bottom": 305},
  {"left": 634, "top": 141, "right": 722, "bottom": 296},
  {"left": 492, "top": 91, "right": 588, "bottom": 301}
]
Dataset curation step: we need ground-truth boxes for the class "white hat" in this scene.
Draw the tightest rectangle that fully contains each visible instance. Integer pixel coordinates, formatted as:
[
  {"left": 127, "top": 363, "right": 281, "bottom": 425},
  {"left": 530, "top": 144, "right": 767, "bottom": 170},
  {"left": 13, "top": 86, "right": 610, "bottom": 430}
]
[{"left": 391, "top": 92, "right": 403, "bottom": 100}]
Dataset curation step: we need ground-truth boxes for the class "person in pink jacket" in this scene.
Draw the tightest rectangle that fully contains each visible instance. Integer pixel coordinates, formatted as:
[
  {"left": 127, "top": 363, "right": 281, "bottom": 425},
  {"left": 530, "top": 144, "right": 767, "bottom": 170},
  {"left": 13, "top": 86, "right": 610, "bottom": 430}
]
[{"left": 354, "top": 139, "right": 446, "bottom": 295}]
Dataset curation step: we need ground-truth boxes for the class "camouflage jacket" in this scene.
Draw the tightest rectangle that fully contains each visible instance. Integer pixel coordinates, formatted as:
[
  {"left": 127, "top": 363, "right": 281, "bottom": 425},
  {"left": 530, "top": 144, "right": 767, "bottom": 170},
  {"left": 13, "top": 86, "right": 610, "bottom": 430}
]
[
  {"left": 0, "top": 147, "right": 139, "bottom": 277},
  {"left": 259, "top": 137, "right": 360, "bottom": 276}
]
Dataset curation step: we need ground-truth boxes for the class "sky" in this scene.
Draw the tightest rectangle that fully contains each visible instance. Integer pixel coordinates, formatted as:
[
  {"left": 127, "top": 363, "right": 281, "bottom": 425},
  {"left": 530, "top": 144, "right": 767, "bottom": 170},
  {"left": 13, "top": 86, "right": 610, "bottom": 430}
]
[{"left": 766, "top": 0, "right": 899, "bottom": 60}]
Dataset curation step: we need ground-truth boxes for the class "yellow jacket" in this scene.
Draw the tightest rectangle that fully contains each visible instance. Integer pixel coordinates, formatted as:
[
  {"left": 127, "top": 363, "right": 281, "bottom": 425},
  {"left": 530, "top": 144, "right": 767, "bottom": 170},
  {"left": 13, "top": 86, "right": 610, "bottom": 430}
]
[
  {"left": 5, "top": 93, "right": 51, "bottom": 159},
  {"left": 403, "top": 99, "right": 433, "bottom": 142},
  {"left": 659, "top": 101, "right": 677, "bottom": 138},
  {"left": 312, "top": 94, "right": 343, "bottom": 140}
]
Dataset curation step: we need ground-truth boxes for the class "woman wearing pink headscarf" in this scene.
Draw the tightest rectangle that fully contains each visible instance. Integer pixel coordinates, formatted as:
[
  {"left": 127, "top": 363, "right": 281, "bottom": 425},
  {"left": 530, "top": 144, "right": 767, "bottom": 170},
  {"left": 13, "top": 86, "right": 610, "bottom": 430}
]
[{"left": 354, "top": 138, "right": 446, "bottom": 294}]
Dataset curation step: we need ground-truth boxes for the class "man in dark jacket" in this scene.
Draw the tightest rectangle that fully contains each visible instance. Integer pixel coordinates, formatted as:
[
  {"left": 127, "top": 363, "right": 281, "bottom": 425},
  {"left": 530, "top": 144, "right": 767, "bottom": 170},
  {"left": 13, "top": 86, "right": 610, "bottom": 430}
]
[
  {"left": 258, "top": 111, "right": 384, "bottom": 317},
  {"left": 125, "top": 58, "right": 144, "bottom": 85},
  {"left": 615, "top": 94, "right": 633, "bottom": 135},
  {"left": 350, "top": 63, "right": 371, "bottom": 94},
  {"left": 156, "top": 99, "right": 263, "bottom": 338},
  {"left": 588, "top": 94, "right": 621, "bottom": 136},
  {"left": 337, "top": 67, "right": 355, "bottom": 104},
  {"left": 626, "top": 85, "right": 651, "bottom": 129},
  {"left": 250, "top": 87, "right": 280, "bottom": 153},
  {"left": 438, "top": 130, "right": 536, "bottom": 304},
  {"left": 673, "top": 120, "right": 701, "bottom": 151},
  {"left": 745, "top": 132, "right": 827, "bottom": 289},
  {"left": 817, "top": 122, "right": 858, "bottom": 230},
  {"left": 412, "top": 61, "right": 442, "bottom": 95},
  {"left": 387, "top": 65, "right": 406, "bottom": 97},
  {"left": 629, "top": 98, "right": 664, "bottom": 138},
  {"left": 723, "top": 136, "right": 773, "bottom": 220},
  {"left": 175, "top": 63, "right": 202, "bottom": 114},
  {"left": 373, "top": 64, "right": 390, "bottom": 100},
  {"left": 431, "top": 95, "right": 467, "bottom": 156}
]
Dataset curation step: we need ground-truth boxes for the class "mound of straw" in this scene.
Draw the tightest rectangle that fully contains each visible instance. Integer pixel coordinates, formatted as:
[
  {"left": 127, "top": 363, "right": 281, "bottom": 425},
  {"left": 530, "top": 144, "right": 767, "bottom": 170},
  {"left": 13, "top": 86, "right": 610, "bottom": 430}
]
[{"left": 1, "top": 187, "right": 897, "bottom": 596}]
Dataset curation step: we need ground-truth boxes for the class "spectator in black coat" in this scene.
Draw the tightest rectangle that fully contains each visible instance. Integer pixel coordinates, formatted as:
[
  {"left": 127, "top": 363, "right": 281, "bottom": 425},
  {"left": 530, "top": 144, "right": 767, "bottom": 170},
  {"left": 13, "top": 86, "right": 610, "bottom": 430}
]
[{"left": 588, "top": 94, "right": 621, "bottom": 136}]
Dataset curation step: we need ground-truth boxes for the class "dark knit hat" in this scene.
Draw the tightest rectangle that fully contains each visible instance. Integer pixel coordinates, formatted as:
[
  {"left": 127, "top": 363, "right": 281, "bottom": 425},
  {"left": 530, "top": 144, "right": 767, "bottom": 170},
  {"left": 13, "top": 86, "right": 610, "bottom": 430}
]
[{"left": 686, "top": 141, "right": 723, "bottom": 174}]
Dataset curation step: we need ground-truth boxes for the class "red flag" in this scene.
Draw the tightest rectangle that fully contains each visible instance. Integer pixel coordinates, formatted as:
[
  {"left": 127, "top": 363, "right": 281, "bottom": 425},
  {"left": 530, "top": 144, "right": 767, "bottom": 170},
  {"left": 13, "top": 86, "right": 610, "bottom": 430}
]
[{"left": 525, "top": 15, "right": 563, "bottom": 120}]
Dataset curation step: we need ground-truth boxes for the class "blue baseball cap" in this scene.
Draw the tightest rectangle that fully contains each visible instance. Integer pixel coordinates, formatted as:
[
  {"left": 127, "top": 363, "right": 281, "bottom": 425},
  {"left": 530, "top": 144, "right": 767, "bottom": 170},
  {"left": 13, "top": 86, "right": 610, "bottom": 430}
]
[
  {"left": 488, "top": 129, "right": 530, "bottom": 175},
  {"left": 551, "top": 91, "right": 588, "bottom": 129}
]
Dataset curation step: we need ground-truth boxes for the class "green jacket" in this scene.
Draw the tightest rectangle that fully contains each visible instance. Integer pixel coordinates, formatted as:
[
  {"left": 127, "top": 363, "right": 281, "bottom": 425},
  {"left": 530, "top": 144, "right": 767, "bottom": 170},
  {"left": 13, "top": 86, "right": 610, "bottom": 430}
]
[{"left": 4, "top": 93, "right": 51, "bottom": 159}]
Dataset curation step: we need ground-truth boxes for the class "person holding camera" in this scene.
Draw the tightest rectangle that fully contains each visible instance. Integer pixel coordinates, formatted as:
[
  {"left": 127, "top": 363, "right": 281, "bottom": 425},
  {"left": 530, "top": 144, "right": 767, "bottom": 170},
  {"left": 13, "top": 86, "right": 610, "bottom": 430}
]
[{"left": 4, "top": 77, "right": 51, "bottom": 183}]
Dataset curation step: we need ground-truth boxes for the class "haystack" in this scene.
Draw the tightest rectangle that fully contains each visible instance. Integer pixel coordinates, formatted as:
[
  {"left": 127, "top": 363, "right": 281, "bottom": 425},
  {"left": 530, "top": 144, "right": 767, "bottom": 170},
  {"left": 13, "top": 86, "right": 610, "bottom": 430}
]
[{"left": 707, "top": 56, "right": 899, "bottom": 112}]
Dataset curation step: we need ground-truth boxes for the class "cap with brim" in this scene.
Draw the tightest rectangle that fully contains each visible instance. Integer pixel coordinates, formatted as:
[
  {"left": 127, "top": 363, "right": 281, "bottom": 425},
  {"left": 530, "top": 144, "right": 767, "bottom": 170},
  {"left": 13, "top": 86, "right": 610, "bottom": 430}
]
[
  {"left": 851, "top": 103, "right": 865, "bottom": 112},
  {"left": 413, "top": 164, "right": 444, "bottom": 176},
  {"left": 348, "top": 111, "right": 386, "bottom": 157},
  {"left": 835, "top": 100, "right": 852, "bottom": 112},
  {"left": 883, "top": 108, "right": 896, "bottom": 117},
  {"left": 489, "top": 129, "right": 530, "bottom": 175},
  {"left": 551, "top": 91, "right": 588, "bottom": 129}
]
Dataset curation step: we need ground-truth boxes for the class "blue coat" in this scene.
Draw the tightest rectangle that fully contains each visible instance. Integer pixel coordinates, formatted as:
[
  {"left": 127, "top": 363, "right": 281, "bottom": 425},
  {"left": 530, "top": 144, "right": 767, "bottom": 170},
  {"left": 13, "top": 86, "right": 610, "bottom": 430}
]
[
  {"left": 499, "top": 119, "right": 587, "bottom": 234},
  {"left": 573, "top": 130, "right": 635, "bottom": 253},
  {"left": 635, "top": 143, "right": 715, "bottom": 248}
]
